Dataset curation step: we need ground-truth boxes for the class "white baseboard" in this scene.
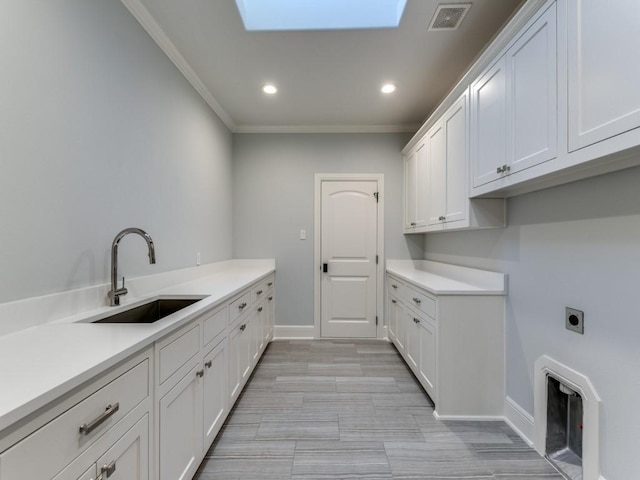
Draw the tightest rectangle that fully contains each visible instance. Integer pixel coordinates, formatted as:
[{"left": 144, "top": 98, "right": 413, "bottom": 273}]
[
  {"left": 433, "top": 411, "right": 505, "bottom": 422},
  {"left": 273, "top": 325, "right": 315, "bottom": 339},
  {"left": 504, "top": 396, "right": 535, "bottom": 447}
]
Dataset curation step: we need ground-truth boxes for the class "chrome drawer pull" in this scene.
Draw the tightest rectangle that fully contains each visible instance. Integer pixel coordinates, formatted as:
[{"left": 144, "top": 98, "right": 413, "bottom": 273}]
[
  {"left": 256, "top": 290, "right": 263, "bottom": 295},
  {"left": 412, "top": 297, "right": 421, "bottom": 304},
  {"left": 79, "top": 403, "right": 120, "bottom": 435},
  {"left": 101, "top": 460, "right": 116, "bottom": 478},
  {"left": 258, "top": 307, "right": 263, "bottom": 312},
  {"left": 238, "top": 302, "right": 247, "bottom": 310},
  {"left": 268, "top": 296, "right": 273, "bottom": 301},
  {"left": 205, "top": 360, "right": 212, "bottom": 368},
  {"left": 414, "top": 318, "right": 420, "bottom": 324},
  {"left": 196, "top": 369, "right": 204, "bottom": 378},
  {"left": 239, "top": 323, "right": 247, "bottom": 331},
  {"left": 391, "top": 284, "right": 398, "bottom": 289},
  {"left": 391, "top": 299, "right": 397, "bottom": 304},
  {"left": 268, "top": 282, "right": 273, "bottom": 287}
]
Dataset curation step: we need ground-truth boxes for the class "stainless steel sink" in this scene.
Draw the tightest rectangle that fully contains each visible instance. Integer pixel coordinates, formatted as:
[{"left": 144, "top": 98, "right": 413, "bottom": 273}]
[{"left": 93, "top": 297, "right": 207, "bottom": 324}]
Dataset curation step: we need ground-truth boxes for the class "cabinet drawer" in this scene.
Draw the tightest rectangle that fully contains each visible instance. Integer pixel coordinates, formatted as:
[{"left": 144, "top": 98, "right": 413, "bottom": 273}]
[
  {"left": 406, "top": 287, "right": 436, "bottom": 319},
  {"left": 387, "top": 276, "right": 406, "bottom": 301},
  {"left": 203, "top": 305, "right": 227, "bottom": 349},
  {"left": 158, "top": 322, "right": 200, "bottom": 385},
  {"left": 0, "top": 359, "right": 149, "bottom": 480},
  {"left": 229, "top": 291, "right": 251, "bottom": 324},
  {"left": 251, "top": 282, "right": 268, "bottom": 304}
]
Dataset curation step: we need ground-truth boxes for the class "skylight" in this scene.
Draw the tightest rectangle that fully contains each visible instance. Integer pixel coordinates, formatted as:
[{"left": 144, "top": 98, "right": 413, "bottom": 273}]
[{"left": 235, "top": 0, "right": 407, "bottom": 32}]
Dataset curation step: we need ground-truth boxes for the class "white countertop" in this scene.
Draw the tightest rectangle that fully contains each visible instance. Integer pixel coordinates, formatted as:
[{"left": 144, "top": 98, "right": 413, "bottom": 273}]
[
  {"left": 386, "top": 259, "right": 507, "bottom": 295},
  {"left": 0, "top": 259, "right": 275, "bottom": 433}
]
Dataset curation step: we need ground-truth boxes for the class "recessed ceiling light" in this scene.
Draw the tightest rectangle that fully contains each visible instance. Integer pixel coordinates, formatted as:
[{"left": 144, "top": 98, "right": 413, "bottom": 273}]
[
  {"left": 381, "top": 83, "right": 397, "bottom": 94},
  {"left": 262, "top": 84, "right": 278, "bottom": 95}
]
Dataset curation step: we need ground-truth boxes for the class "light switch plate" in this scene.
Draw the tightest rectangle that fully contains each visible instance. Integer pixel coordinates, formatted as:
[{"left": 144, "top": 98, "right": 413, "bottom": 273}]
[
  {"left": 565, "top": 307, "right": 584, "bottom": 334},
  {"left": 300, "top": 229, "right": 306, "bottom": 240}
]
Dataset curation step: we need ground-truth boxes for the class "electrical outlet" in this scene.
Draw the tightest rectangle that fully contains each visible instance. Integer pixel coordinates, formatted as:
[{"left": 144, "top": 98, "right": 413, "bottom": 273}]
[
  {"left": 565, "top": 307, "right": 584, "bottom": 334},
  {"left": 196, "top": 251, "right": 201, "bottom": 266}
]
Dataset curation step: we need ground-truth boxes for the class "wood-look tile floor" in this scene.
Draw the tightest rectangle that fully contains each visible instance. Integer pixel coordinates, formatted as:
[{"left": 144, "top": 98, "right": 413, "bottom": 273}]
[{"left": 194, "top": 340, "right": 563, "bottom": 480}]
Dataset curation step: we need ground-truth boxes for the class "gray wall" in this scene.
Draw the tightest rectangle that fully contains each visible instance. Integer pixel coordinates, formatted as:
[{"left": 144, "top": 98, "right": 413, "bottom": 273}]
[
  {"left": 0, "top": 0, "right": 233, "bottom": 303},
  {"left": 423, "top": 165, "right": 640, "bottom": 479},
  {"left": 232, "top": 133, "right": 423, "bottom": 326}
]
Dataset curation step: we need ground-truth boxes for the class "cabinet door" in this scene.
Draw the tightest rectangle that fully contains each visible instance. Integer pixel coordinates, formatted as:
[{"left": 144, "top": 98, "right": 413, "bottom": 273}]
[
  {"left": 443, "top": 94, "right": 467, "bottom": 226},
  {"left": 250, "top": 306, "right": 264, "bottom": 366},
  {"left": 427, "top": 121, "right": 446, "bottom": 227},
  {"left": 203, "top": 339, "right": 228, "bottom": 448},
  {"left": 387, "top": 296, "right": 397, "bottom": 342},
  {"left": 265, "top": 295, "right": 274, "bottom": 343},
  {"left": 568, "top": 0, "right": 640, "bottom": 151},
  {"left": 159, "top": 364, "right": 203, "bottom": 480},
  {"left": 394, "top": 301, "right": 406, "bottom": 354},
  {"left": 96, "top": 414, "right": 149, "bottom": 480},
  {"left": 405, "top": 313, "right": 420, "bottom": 371},
  {"left": 471, "top": 57, "right": 507, "bottom": 187},
  {"left": 404, "top": 141, "right": 428, "bottom": 230},
  {"left": 506, "top": 3, "right": 557, "bottom": 172},
  {"left": 228, "top": 319, "right": 251, "bottom": 402},
  {"left": 418, "top": 319, "right": 437, "bottom": 400}
]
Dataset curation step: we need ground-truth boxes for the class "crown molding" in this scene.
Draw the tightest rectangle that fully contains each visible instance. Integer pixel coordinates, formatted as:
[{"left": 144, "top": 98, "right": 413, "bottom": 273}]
[
  {"left": 120, "top": 0, "right": 235, "bottom": 130},
  {"left": 232, "top": 124, "right": 420, "bottom": 134}
]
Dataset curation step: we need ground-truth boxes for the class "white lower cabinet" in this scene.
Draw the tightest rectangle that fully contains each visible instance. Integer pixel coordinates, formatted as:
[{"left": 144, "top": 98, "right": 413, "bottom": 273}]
[
  {"left": 203, "top": 338, "right": 228, "bottom": 447},
  {"left": 417, "top": 318, "right": 436, "bottom": 399},
  {"left": 95, "top": 414, "right": 149, "bottom": 480},
  {"left": 159, "top": 362, "right": 203, "bottom": 480},
  {"left": 0, "top": 272, "right": 275, "bottom": 480},
  {"left": 404, "top": 311, "right": 420, "bottom": 371},
  {"left": 228, "top": 314, "right": 252, "bottom": 403},
  {"left": 0, "top": 349, "right": 151, "bottom": 480},
  {"left": 387, "top": 273, "right": 504, "bottom": 418},
  {"left": 54, "top": 413, "right": 149, "bottom": 480}
]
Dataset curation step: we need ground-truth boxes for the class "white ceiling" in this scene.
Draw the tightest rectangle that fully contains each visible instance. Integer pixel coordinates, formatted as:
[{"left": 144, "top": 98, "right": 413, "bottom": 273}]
[{"left": 124, "top": 0, "right": 524, "bottom": 133}]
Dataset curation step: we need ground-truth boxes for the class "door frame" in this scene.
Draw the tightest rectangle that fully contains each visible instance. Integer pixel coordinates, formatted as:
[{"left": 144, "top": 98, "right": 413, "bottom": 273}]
[{"left": 313, "top": 173, "right": 385, "bottom": 339}]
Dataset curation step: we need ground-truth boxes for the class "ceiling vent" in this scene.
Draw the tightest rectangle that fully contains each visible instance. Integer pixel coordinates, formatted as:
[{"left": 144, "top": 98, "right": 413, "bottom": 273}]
[{"left": 428, "top": 3, "right": 472, "bottom": 31}]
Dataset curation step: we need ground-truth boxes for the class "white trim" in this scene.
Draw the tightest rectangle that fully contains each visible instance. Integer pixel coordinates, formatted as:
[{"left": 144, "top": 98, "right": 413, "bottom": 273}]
[
  {"left": 120, "top": 0, "right": 235, "bottom": 130},
  {"left": 273, "top": 325, "right": 315, "bottom": 340},
  {"left": 233, "top": 124, "right": 420, "bottom": 134},
  {"left": 313, "top": 174, "right": 385, "bottom": 340},
  {"left": 534, "top": 355, "right": 601, "bottom": 480},
  {"left": 433, "top": 411, "right": 505, "bottom": 422},
  {"left": 504, "top": 396, "right": 535, "bottom": 446}
]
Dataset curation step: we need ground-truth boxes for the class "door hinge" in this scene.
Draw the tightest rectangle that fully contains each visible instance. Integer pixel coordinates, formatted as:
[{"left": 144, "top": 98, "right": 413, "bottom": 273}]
[
  {"left": 376, "top": 315, "right": 378, "bottom": 326},
  {"left": 373, "top": 192, "right": 379, "bottom": 203}
]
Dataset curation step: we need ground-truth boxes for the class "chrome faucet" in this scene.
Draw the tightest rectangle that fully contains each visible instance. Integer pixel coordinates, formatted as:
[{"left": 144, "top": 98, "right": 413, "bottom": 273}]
[{"left": 107, "top": 228, "right": 156, "bottom": 306}]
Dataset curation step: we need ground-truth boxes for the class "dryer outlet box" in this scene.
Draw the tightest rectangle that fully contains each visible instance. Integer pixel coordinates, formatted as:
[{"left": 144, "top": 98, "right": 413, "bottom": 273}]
[{"left": 565, "top": 307, "right": 584, "bottom": 334}]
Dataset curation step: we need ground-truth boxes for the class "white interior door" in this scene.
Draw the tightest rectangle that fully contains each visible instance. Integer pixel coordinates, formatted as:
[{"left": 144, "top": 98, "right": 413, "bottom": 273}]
[{"left": 320, "top": 180, "right": 378, "bottom": 338}]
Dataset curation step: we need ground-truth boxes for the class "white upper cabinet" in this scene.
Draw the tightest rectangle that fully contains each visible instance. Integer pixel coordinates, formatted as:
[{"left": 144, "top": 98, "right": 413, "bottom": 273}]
[
  {"left": 471, "top": 58, "right": 507, "bottom": 188},
  {"left": 426, "top": 120, "right": 446, "bottom": 227},
  {"left": 506, "top": 3, "right": 557, "bottom": 172},
  {"left": 567, "top": 0, "right": 640, "bottom": 151},
  {"left": 428, "top": 94, "right": 468, "bottom": 228},
  {"left": 405, "top": 0, "right": 640, "bottom": 199},
  {"left": 425, "top": 92, "right": 505, "bottom": 232},
  {"left": 472, "top": 3, "right": 557, "bottom": 189},
  {"left": 404, "top": 140, "right": 428, "bottom": 232}
]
